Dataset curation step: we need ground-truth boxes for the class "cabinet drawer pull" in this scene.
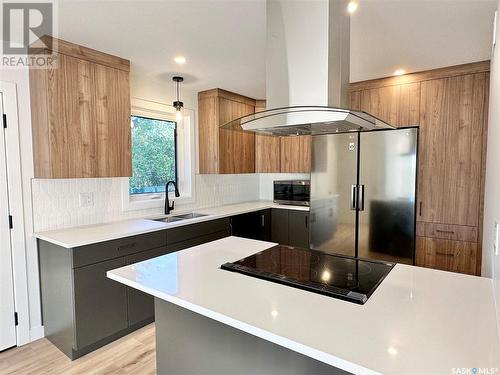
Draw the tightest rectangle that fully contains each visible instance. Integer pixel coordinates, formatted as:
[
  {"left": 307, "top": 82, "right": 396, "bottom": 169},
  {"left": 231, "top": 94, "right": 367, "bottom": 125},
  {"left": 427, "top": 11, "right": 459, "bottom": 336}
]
[
  {"left": 435, "top": 230, "right": 455, "bottom": 234},
  {"left": 436, "top": 251, "right": 454, "bottom": 257},
  {"left": 118, "top": 242, "right": 137, "bottom": 251}
]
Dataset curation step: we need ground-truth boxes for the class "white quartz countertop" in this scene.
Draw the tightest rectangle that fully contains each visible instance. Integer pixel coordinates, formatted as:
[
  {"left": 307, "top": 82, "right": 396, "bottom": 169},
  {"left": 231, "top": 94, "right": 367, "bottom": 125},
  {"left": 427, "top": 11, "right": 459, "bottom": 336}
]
[
  {"left": 34, "top": 201, "right": 308, "bottom": 248},
  {"left": 107, "top": 236, "right": 500, "bottom": 375}
]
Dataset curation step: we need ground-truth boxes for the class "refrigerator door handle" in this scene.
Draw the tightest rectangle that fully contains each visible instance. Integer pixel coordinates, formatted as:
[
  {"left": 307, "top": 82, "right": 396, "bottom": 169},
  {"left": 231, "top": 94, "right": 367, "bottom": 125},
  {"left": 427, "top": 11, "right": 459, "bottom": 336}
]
[
  {"left": 358, "top": 185, "right": 365, "bottom": 211},
  {"left": 350, "top": 184, "right": 357, "bottom": 211}
]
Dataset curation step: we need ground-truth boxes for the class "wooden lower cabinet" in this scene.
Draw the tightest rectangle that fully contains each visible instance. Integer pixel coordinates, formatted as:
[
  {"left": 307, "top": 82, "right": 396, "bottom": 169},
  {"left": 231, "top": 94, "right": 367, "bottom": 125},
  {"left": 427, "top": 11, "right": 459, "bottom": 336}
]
[{"left": 415, "top": 236, "right": 477, "bottom": 275}]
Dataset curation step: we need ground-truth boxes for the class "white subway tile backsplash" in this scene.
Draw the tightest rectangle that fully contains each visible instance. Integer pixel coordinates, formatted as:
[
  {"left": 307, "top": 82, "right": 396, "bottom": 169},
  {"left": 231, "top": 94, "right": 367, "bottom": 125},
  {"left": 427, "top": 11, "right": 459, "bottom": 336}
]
[
  {"left": 31, "top": 173, "right": 310, "bottom": 232},
  {"left": 32, "top": 174, "right": 258, "bottom": 232}
]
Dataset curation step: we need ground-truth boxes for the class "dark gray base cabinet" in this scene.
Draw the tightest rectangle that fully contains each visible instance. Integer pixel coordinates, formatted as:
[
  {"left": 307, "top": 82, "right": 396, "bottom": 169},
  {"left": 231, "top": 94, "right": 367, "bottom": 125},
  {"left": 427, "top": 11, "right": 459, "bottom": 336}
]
[
  {"left": 230, "top": 209, "right": 271, "bottom": 241},
  {"left": 39, "top": 218, "right": 230, "bottom": 360},
  {"left": 73, "top": 257, "right": 129, "bottom": 349},
  {"left": 271, "top": 209, "right": 310, "bottom": 248}
]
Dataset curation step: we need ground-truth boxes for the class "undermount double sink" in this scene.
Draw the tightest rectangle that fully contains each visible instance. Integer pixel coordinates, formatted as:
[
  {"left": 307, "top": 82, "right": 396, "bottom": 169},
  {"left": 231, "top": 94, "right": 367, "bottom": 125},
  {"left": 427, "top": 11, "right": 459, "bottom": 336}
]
[{"left": 153, "top": 212, "right": 209, "bottom": 223}]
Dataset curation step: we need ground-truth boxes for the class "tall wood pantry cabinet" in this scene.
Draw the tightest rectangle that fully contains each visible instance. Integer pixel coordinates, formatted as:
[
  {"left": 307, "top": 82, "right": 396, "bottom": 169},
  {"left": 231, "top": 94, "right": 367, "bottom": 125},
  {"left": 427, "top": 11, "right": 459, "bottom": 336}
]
[
  {"left": 349, "top": 61, "right": 490, "bottom": 275},
  {"left": 29, "top": 36, "right": 132, "bottom": 178}
]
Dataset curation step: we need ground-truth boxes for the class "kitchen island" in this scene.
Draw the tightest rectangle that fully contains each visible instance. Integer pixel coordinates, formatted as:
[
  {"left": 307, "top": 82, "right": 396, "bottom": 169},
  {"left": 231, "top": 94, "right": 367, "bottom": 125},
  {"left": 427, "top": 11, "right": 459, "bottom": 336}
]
[{"left": 107, "top": 236, "right": 500, "bottom": 375}]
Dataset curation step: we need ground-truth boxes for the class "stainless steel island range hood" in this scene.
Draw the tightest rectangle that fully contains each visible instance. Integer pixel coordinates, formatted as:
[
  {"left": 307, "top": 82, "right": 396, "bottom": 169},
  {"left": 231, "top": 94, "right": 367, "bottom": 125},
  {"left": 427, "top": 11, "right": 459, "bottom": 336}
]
[{"left": 223, "top": 0, "right": 394, "bottom": 135}]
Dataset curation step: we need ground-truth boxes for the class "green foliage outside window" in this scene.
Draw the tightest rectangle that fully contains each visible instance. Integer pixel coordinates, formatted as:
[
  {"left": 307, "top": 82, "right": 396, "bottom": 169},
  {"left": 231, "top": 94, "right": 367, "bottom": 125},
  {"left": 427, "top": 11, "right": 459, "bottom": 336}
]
[{"left": 129, "top": 115, "right": 177, "bottom": 194}]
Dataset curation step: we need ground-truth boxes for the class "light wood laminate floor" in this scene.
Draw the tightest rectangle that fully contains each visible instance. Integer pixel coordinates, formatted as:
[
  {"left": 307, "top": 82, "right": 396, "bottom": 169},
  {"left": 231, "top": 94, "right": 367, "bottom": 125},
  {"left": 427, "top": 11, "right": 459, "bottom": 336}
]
[{"left": 0, "top": 324, "right": 156, "bottom": 375}]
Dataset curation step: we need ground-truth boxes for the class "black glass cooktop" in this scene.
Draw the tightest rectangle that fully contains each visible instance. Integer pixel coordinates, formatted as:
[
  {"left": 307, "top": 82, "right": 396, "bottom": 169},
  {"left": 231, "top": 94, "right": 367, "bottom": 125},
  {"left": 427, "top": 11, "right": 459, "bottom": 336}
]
[{"left": 221, "top": 245, "right": 394, "bottom": 304}]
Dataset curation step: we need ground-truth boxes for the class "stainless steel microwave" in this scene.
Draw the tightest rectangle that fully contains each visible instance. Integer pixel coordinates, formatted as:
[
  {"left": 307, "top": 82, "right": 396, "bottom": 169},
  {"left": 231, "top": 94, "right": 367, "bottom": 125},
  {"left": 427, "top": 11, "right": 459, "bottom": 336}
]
[{"left": 273, "top": 180, "right": 310, "bottom": 206}]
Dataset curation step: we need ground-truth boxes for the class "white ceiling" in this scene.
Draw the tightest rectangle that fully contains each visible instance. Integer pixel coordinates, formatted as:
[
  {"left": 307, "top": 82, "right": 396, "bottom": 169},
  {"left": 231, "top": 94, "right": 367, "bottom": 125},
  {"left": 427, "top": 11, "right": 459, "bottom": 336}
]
[
  {"left": 57, "top": 0, "right": 267, "bottom": 98},
  {"left": 57, "top": 0, "right": 497, "bottom": 99}
]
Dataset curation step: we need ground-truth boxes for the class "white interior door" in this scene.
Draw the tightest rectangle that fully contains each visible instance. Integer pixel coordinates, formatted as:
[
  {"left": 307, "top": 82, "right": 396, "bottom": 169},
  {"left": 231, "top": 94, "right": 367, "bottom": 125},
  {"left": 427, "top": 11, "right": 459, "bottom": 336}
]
[{"left": 0, "top": 92, "right": 17, "bottom": 351}]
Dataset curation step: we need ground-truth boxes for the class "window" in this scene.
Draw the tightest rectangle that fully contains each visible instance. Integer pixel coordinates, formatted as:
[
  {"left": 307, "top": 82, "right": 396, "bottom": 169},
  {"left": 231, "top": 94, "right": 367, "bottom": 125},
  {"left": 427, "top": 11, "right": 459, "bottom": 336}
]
[
  {"left": 121, "top": 98, "right": 195, "bottom": 211},
  {"left": 130, "top": 115, "right": 177, "bottom": 194}
]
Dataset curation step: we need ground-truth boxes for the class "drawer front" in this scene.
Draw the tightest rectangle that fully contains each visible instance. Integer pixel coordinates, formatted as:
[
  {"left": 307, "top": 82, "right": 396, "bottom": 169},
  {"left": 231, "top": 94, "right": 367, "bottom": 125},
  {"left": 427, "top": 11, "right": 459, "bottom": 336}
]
[
  {"left": 416, "top": 223, "right": 477, "bottom": 242},
  {"left": 168, "top": 229, "right": 230, "bottom": 253},
  {"left": 415, "top": 236, "right": 477, "bottom": 275},
  {"left": 73, "top": 230, "right": 167, "bottom": 268},
  {"left": 167, "top": 218, "right": 230, "bottom": 245}
]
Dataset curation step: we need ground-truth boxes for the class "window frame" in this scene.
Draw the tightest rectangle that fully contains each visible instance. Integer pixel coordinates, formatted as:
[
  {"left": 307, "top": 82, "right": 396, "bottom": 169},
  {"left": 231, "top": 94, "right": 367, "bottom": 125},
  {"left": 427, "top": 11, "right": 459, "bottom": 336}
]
[
  {"left": 121, "top": 98, "right": 195, "bottom": 212},
  {"left": 129, "top": 114, "right": 178, "bottom": 195}
]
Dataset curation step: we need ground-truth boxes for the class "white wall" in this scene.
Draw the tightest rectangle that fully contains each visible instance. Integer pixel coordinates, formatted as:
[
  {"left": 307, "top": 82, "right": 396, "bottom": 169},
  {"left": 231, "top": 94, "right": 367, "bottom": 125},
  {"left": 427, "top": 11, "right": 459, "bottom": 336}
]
[
  {"left": 482, "top": 1, "right": 500, "bottom": 334},
  {"left": 350, "top": 0, "right": 498, "bottom": 82}
]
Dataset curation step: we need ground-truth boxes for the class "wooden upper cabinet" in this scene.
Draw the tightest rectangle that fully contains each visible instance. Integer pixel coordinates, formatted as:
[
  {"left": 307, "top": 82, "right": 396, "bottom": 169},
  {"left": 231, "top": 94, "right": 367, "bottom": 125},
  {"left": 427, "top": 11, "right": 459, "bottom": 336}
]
[
  {"left": 198, "top": 89, "right": 256, "bottom": 174},
  {"left": 94, "top": 64, "right": 131, "bottom": 177},
  {"left": 253, "top": 99, "right": 311, "bottom": 174},
  {"left": 418, "top": 73, "right": 488, "bottom": 226},
  {"left": 350, "top": 82, "right": 420, "bottom": 127},
  {"left": 280, "top": 136, "right": 311, "bottom": 173},
  {"left": 29, "top": 37, "right": 131, "bottom": 178},
  {"left": 254, "top": 100, "right": 281, "bottom": 173}
]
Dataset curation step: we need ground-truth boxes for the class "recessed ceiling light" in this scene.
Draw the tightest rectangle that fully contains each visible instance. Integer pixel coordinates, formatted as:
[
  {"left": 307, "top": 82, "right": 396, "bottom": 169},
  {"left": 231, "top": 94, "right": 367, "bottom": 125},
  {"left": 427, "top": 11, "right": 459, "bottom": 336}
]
[
  {"left": 394, "top": 69, "right": 406, "bottom": 76},
  {"left": 347, "top": 1, "right": 358, "bottom": 14},
  {"left": 387, "top": 346, "right": 398, "bottom": 356},
  {"left": 174, "top": 56, "right": 186, "bottom": 65}
]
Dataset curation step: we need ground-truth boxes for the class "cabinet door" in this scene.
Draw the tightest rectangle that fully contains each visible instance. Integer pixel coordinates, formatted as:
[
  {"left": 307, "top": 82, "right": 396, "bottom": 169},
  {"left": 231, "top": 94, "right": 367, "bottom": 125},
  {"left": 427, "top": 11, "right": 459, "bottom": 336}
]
[
  {"left": 418, "top": 74, "right": 487, "bottom": 226},
  {"left": 255, "top": 134, "right": 281, "bottom": 172},
  {"left": 94, "top": 64, "right": 132, "bottom": 177},
  {"left": 359, "top": 83, "right": 420, "bottom": 127},
  {"left": 47, "top": 53, "right": 96, "bottom": 177},
  {"left": 231, "top": 210, "right": 270, "bottom": 241},
  {"left": 219, "top": 99, "right": 255, "bottom": 173},
  {"left": 73, "top": 257, "right": 128, "bottom": 349},
  {"left": 280, "top": 135, "right": 311, "bottom": 173},
  {"left": 288, "top": 211, "right": 310, "bottom": 248},
  {"left": 126, "top": 247, "right": 171, "bottom": 327},
  {"left": 198, "top": 96, "right": 219, "bottom": 174},
  {"left": 271, "top": 209, "right": 289, "bottom": 245},
  {"left": 254, "top": 100, "right": 281, "bottom": 172},
  {"left": 415, "top": 236, "right": 477, "bottom": 275}
]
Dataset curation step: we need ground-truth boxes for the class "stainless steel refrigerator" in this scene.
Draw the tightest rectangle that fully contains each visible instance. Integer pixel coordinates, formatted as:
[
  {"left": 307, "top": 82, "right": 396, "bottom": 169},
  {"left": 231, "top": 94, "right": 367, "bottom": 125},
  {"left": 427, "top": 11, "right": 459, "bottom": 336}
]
[{"left": 309, "top": 128, "right": 418, "bottom": 264}]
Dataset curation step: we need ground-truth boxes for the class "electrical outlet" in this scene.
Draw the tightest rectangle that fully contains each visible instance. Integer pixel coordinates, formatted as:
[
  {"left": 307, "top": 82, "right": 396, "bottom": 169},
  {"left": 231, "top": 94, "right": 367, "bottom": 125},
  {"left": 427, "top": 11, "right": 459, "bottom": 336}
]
[
  {"left": 494, "top": 221, "right": 499, "bottom": 256},
  {"left": 79, "top": 192, "right": 94, "bottom": 207}
]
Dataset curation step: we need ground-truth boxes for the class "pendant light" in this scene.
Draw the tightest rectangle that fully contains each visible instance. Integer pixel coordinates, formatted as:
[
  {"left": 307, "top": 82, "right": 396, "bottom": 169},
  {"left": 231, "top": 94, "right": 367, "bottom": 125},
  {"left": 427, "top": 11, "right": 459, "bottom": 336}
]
[{"left": 172, "top": 76, "right": 184, "bottom": 122}]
